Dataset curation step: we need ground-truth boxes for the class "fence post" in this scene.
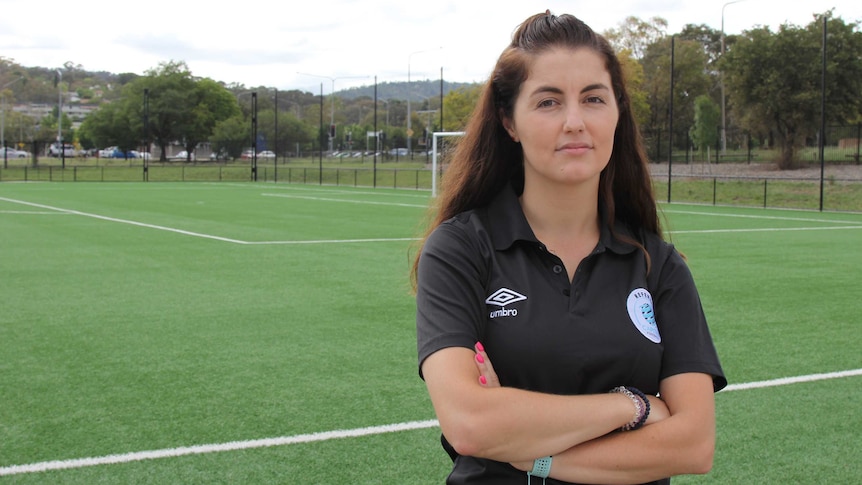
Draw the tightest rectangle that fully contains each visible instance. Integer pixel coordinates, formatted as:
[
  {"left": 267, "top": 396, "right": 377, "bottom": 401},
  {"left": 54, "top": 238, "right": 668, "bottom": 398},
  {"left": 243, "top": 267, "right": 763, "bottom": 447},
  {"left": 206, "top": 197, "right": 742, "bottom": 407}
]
[
  {"left": 713, "top": 178, "right": 717, "bottom": 205},
  {"left": 763, "top": 179, "right": 767, "bottom": 208},
  {"left": 747, "top": 132, "right": 753, "bottom": 163},
  {"left": 856, "top": 123, "right": 861, "bottom": 164}
]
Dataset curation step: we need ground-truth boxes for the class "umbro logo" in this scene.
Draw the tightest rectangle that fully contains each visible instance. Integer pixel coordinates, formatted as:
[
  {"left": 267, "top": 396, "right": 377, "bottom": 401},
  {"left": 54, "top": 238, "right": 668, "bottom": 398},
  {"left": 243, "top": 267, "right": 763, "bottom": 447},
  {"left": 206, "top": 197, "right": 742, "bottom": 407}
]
[{"left": 485, "top": 288, "right": 527, "bottom": 319}]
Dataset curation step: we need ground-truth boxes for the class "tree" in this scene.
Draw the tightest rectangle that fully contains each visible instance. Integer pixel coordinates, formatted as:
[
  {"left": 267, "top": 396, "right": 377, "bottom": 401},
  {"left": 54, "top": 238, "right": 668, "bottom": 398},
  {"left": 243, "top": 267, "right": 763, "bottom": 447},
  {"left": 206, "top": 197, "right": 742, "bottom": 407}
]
[
  {"left": 641, "top": 36, "right": 712, "bottom": 156},
  {"left": 604, "top": 16, "right": 669, "bottom": 59},
  {"left": 78, "top": 99, "right": 138, "bottom": 155},
  {"left": 210, "top": 115, "right": 249, "bottom": 160},
  {"left": 178, "top": 78, "right": 239, "bottom": 158},
  {"left": 689, "top": 95, "right": 720, "bottom": 154},
  {"left": 617, "top": 48, "right": 650, "bottom": 128},
  {"left": 722, "top": 12, "right": 862, "bottom": 168},
  {"left": 442, "top": 84, "right": 481, "bottom": 132}
]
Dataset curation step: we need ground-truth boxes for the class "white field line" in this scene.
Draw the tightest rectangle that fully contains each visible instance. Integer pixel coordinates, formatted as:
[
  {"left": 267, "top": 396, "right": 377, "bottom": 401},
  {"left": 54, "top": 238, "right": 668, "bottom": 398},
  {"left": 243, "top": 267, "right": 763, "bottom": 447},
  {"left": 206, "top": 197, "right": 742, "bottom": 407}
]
[
  {"left": 668, "top": 225, "right": 862, "bottom": 235},
  {"left": 3, "top": 195, "right": 858, "bottom": 244},
  {"left": 0, "top": 197, "right": 416, "bottom": 245},
  {"left": 261, "top": 192, "right": 428, "bottom": 208},
  {"left": 244, "top": 237, "right": 420, "bottom": 245},
  {"left": 208, "top": 182, "right": 431, "bottom": 200},
  {"left": 0, "top": 197, "right": 249, "bottom": 244},
  {"left": 663, "top": 209, "right": 862, "bottom": 225},
  {"left": 1, "top": 369, "right": 860, "bottom": 476},
  {"left": 0, "top": 210, "right": 71, "bottom": 215}
]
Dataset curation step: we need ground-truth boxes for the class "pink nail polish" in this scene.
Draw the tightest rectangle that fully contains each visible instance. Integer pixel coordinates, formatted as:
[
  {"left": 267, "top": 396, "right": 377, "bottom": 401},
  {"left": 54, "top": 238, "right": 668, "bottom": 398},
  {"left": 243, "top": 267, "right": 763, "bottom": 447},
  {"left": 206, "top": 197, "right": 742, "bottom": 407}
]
[
  {"left": 479, "top": 375, "right": 487, "bottom": 385},
  {"left": 476, "top": 353, "right": 485, "bottom": 364},
  {"left": 476, "top": 342, "right": 485, "bottom": 352}
]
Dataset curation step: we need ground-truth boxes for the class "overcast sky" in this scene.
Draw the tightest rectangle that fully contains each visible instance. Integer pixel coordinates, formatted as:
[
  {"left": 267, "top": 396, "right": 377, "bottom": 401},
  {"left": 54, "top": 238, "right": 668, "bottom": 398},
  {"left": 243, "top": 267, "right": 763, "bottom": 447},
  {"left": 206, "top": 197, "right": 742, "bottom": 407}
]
[{"left": 2, "top": 0, "right": 860, "bottom": 94}]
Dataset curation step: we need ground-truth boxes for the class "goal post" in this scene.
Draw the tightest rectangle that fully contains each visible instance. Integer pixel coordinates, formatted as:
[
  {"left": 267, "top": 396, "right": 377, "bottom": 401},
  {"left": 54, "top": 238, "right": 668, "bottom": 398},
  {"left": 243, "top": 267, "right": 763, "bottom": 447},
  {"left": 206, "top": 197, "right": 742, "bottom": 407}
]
[{"left": 431, "top": 131, "right": 465, "bottom": 197}]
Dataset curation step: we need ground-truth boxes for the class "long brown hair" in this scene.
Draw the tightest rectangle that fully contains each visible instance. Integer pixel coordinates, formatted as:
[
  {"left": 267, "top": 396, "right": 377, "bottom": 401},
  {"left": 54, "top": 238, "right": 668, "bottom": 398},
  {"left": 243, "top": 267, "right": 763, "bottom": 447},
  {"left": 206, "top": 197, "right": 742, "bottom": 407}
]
[{"left": 411, "top": 12, "right": 660, "bottom": 288}]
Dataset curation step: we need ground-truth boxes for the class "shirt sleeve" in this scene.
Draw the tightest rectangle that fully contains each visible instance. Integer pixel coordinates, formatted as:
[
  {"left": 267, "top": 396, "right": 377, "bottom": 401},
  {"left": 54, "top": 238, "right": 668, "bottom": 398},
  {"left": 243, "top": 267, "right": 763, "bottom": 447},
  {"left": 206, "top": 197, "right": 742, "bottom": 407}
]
[
  {"left": 651, "top": 244, "right": 727, "bottom": 391},
  {"left": 415, "top": 220, "right": 489, "bottom": 379}
]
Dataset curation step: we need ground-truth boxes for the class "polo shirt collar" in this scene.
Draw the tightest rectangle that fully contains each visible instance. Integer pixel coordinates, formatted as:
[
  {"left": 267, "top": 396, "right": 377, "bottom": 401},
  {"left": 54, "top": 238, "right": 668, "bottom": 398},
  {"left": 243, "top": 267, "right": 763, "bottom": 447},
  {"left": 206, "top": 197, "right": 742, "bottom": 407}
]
[{"left": 485, "top": 184, "right": 638, "bottom": 255}]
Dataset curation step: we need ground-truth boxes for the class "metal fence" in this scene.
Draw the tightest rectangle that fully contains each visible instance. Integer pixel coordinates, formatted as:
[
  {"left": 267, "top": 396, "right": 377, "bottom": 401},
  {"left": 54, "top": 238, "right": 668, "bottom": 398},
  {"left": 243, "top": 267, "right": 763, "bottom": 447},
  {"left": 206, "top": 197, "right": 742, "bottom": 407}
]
[
  {"left": 2, "top": 160, "right": 860, "bottom": 212},
  {"left": 0, "top": 164, "right": 435, "bottom": 191},
  {"left": 643, "top": 124, "right": 862, "bottom": 165}
]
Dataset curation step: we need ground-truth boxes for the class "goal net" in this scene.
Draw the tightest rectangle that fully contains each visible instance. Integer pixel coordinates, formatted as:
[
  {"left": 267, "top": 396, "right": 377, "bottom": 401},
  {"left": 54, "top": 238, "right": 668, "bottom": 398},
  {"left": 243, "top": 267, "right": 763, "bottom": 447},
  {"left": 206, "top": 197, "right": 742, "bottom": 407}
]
[{"left": 431, "top": 131, "right": 465, "bottom": 197}]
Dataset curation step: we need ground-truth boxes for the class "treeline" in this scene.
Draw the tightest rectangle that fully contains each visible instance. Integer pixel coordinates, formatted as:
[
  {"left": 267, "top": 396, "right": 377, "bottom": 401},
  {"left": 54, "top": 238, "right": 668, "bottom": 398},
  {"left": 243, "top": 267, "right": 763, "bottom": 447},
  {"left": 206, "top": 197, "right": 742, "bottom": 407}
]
[{"left": 1, "top": 10, "right": 860, "bottom": 168}]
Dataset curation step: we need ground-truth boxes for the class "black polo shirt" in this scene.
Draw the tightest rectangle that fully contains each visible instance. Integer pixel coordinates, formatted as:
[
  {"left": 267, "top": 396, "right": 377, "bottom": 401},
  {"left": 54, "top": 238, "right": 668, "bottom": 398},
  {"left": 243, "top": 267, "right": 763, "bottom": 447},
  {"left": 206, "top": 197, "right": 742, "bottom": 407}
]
[{"left": 416, "top": 184, "right": 726, "bottom": 485}]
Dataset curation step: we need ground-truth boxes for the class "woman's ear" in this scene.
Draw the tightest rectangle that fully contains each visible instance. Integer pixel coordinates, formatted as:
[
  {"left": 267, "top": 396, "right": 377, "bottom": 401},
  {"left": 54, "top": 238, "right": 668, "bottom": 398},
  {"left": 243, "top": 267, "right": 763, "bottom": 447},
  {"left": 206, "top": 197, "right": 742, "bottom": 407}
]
[{"left": 501, "top": 112, "right": 519, "bottom": 143}]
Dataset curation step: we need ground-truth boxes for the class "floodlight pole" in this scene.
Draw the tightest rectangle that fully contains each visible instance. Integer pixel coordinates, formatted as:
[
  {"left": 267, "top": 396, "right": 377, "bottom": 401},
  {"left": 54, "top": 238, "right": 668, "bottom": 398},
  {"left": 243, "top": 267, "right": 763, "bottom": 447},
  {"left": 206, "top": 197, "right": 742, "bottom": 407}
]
[
  {"left": 251, "top": 91, "right": 258, "bottom": 181},
  {"left": 721, "top": 0, "right": 745, "bottom": 155},
  {"left": 56, "top": 69, "right": 65, "bottom": 169},
  {"left": 297, "top": 72, "right": 370, "bottom": 153},
  {"left": 668, "top": 35, "right": 675, "bottom": 204},
  {"left": 407, "top": 47, "right": 442, "bottom": 159},
  {"left": 1, "top": 75, "right": 25, "bottom": 168},
  {"left": 819, "top": 16, "right": 827, "bottom": 212},
  {"left": 373, "top": 76, "right": 378, "bottom": 188},
  {"left": 143, "top": 88, "right": 149, "bottom": 181}
]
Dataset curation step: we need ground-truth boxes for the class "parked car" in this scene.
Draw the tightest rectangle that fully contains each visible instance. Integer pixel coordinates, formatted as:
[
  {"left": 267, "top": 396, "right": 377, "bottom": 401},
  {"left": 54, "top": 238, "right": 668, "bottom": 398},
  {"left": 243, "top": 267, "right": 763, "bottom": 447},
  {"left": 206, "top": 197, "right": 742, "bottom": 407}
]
[
  {"left": 258, "top": 150, "right": 275, "bottom": 159},
  {"left": 210, "top": 149, "right": 228, "bottom": 161},
  {"left": 0, "top": 147, "right": 28, "bottom": 158},
  {"left": 103, "top": 148, "right": 137, "bottom": 159},
  {"left": 48, "top": 143, "right": 77, "bottom": 157},
  {"left": 240, "top": 149, "right": 254, "bottom": 160},
  {"left": 171, "top": 150, "right": 195, "bottom": 161}
]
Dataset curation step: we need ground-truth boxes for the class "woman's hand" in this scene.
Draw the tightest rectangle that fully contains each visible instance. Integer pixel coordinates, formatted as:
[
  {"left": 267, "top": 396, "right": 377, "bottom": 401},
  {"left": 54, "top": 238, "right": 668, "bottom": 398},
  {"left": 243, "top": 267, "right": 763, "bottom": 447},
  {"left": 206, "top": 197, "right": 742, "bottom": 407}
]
[
  {"left": 474, "top": 342, "right": 500, "bottom": 388},
  {"left": 474, "top": 342, "right": 539, "bottom": 472}
]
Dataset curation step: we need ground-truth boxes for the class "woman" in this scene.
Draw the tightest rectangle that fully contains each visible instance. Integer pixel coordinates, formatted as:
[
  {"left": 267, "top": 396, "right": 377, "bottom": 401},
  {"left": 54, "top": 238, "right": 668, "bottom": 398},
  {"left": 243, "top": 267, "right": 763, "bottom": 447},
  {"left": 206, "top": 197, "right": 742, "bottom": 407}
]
[{"left": 413, "top": 11, "right": 726, "bottom": 485}]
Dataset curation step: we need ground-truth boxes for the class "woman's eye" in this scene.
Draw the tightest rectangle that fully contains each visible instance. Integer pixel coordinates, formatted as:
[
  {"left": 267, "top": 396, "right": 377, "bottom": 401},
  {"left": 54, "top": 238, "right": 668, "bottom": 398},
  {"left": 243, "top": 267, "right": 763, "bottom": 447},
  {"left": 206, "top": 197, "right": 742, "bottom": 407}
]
[
  {"left": 537, "top": 99, "right": 557, "bottom": 108},
  {"left": 585, "top": 95, "right": 606, "bottom": 104}
]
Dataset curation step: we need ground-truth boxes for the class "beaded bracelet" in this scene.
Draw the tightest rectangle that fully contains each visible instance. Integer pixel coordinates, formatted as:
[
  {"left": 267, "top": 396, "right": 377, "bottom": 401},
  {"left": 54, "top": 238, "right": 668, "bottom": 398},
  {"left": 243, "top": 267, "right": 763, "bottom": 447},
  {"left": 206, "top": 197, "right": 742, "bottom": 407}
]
[
  {"left": 625, "top": 386, "right": 651, "bottom": 430},
  {"left": 610, "top": 386, "right": 649, "bottom": 431}
]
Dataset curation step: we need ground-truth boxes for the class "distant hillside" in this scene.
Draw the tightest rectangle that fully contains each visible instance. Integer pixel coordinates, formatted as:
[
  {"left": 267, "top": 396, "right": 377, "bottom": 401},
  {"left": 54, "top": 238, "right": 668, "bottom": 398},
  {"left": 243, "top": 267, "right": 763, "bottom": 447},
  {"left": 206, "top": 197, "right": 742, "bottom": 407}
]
[{"left": 338, "top": 80, "right": 480, "bottom": 101}]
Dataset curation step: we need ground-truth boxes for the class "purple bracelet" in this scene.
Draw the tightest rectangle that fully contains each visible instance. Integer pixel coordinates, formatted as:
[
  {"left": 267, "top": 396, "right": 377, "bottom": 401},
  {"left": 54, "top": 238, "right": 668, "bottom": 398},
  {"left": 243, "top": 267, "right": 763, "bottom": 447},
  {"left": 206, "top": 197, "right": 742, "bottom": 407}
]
[
  {"left": 610, "top": 386, "right": 650, "bottom": 431},
  {"left": 625, "top": 386, "right": 650, "bottom": 430}
]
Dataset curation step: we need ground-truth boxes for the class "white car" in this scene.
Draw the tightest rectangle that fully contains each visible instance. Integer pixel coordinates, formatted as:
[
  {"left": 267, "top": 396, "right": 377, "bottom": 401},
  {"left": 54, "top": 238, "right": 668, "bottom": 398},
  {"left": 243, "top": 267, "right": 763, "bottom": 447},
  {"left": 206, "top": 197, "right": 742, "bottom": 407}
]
[
  {"left": 0, "top": 147, "right": 27, "bottom": 158},
  {"left": 171, "top": 150, "right": 195, "bottom": 161},
  {"left": 48, "top": 143, "right": 77, "bottom": 157},
  {"left": 130, "top": 151, "right": 152, "bottom": 160},
  {"left": 258, "top": 150, "right": 276, "bottom": 159}
]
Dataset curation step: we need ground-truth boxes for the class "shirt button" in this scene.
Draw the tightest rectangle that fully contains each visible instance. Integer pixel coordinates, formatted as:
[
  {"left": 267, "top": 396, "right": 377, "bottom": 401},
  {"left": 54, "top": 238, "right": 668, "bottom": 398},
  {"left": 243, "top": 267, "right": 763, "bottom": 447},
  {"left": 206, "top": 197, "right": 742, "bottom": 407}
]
[
  {"left": 552, "top": 265, "right": 563, "bottom": 274},
  {"left": 563, "top": 288, "right": 571, "bottom": 296}
]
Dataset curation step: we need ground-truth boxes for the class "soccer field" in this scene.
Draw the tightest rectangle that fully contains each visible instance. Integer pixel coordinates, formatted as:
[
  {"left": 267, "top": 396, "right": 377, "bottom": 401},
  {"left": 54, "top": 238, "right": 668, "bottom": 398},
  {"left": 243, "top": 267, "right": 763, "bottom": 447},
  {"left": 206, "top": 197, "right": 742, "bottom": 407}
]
[{"left": 1, "top": 182, "right": 860, "bottom": 484}]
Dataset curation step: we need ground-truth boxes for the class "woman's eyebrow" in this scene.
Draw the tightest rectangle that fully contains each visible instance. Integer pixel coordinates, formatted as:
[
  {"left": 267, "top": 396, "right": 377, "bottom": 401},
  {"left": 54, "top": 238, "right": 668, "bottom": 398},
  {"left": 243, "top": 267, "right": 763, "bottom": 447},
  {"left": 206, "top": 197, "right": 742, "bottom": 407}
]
[{"left": 528, "top": 83, "right": 612, "bottom": 97}]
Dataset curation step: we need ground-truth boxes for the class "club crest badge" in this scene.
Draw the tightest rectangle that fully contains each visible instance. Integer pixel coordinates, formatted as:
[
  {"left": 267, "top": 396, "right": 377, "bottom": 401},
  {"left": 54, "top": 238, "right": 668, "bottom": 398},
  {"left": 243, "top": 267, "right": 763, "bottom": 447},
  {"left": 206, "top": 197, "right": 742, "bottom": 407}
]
[{"left": 626, "top": 288, "right": 661, "bottom": 343}]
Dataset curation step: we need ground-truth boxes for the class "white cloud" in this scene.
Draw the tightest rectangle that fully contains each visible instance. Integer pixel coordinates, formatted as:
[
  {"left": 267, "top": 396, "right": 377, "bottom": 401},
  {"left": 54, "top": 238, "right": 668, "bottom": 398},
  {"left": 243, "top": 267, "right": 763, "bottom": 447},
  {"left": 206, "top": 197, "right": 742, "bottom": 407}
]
[{"left": 1, "top": 0, "right": 859, "bottom": 92}]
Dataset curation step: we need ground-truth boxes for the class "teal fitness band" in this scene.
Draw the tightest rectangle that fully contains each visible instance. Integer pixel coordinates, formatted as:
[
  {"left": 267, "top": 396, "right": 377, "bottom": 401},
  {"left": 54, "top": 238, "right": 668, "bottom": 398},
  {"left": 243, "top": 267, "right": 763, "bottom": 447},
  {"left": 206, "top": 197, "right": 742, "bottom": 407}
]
[{"left": 529, "top": 456, "right": 552, "bottom": 478}]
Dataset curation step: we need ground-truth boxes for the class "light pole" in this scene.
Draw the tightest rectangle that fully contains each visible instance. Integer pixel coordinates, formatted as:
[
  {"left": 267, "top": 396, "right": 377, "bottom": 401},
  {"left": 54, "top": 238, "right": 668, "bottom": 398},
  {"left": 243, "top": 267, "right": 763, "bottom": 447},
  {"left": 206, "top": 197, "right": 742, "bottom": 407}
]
[
  {"left": 721, "top": 0, "right": 745, "bottom": 155},
  {"left": 1, "top": 75, "right": 25, "bottom": 167},
  {"left": 236, "top": 90, "right": 258, "bottom": 180},
  {"left": 296, "top": 72, "right": 370, "bottom": 152},
  {"left": 143, "top": 88, "right": 149, "bottom": 181},
  {"left": 407, "top": 47, "right": 442, "bottom": 157},
  {"left": 56, "top": 69, "right": 65, "bottom": 168}
]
